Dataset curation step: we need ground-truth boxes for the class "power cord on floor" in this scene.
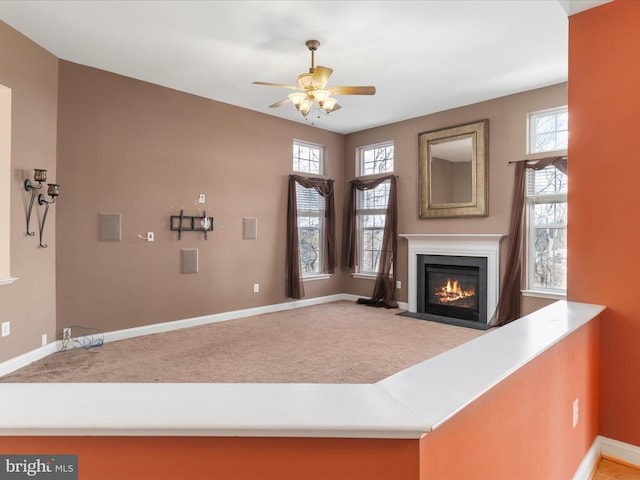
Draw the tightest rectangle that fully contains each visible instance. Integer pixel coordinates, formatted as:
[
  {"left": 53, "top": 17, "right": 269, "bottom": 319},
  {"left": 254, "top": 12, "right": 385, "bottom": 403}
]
[{"left": 60, "top": 325, "right": 104, "bottom": 351}]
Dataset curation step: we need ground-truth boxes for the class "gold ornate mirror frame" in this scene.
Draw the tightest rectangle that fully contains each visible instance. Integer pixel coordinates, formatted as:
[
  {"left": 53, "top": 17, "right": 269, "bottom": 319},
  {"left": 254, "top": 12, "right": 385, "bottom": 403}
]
[{"left": 418, "top": 119, "right": 488, "bottom": 218}]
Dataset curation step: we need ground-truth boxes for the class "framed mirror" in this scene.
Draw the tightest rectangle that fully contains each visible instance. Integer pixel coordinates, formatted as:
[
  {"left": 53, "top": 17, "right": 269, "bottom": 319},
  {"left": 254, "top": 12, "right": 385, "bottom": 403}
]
[{"left": 418, "top": 119, "right": 488, "bottom": 218}]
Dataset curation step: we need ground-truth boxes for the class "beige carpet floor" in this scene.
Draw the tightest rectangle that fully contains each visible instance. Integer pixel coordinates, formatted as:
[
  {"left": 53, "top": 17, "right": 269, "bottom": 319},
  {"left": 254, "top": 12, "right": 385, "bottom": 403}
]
[{"left": 0, "top": 301, "right": 487, "bottom": 384}]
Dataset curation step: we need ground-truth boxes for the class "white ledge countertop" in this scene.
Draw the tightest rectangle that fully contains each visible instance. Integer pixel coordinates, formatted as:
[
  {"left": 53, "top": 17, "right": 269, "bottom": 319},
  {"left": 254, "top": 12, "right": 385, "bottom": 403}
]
[{"left": 0, "top": 301, "right": 605, "bottom": 438}]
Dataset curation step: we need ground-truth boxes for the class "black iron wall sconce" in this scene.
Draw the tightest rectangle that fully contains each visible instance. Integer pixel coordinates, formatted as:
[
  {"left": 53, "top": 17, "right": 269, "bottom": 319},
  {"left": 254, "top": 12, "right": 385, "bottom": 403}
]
[
  {"left": 24, "top": 169, "right": 60, "bottom": 248},
  {"left": 24, "top": 168, "right": 47, "bottom": 236}
]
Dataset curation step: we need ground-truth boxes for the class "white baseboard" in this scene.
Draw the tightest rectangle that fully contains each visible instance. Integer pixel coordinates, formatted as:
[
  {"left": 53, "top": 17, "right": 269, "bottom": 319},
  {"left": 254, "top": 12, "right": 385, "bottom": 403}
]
[
  {"left": 1, "top": 293, "right": 403, "bottom": 377},
  {"left": 573, "top": 436, "right": 602, "bottom": 479},
  {"left": 0, "top": 342, "right": 58, "bottom": 378},
  {"left": 101, "top": 293, "right": 354, "bottom": 344},
  {"left": 573, "top": 435, "right": 640, "bottom": 479},
  {"left": 600, "top": 435, "right": 640, "bottom": 466}
]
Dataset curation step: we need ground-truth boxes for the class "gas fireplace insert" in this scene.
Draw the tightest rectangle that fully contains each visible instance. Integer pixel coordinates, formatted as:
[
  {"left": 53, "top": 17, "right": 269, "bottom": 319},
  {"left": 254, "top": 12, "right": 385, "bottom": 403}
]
[{"left": 417, "top": 255, "right": 488, "bottom": 324}]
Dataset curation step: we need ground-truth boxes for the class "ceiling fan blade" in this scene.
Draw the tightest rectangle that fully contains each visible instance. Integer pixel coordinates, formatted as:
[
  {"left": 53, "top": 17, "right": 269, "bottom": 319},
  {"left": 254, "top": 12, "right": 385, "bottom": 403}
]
[
  {"left": 253, "top": 81, "right": 302, "bottom": 91},
  {"left": 328, "top": 86, "right": 376, "bottom": 95},
  {"left": 310, "top": 66, "right": 333, "bottom": 89},
  {"left": 329, "top": 102, "right": 342, "bottom": 112},
  {"left": 268, "top": 98, "right": 291, "bottom": 108}
]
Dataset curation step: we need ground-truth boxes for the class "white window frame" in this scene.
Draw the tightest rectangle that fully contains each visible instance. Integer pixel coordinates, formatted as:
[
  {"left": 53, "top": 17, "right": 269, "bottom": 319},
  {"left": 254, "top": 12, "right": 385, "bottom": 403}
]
[
  {"left": 293, "top": 139, "right": 324, "bottom": 176},
  {"left": 523, "top": 106, "right": 568, "bottom": 298},
  {"left": 527, "top": 106, "right": 568, "bottom": 155},
  {"left": 356, "top": 141, "right": 394, "bottom": 177}
]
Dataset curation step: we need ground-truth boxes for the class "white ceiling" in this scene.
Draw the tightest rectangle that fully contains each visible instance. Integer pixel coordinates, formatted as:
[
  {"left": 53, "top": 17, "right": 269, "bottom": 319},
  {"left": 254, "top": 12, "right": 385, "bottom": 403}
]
[{"left": 0, "top": 0, "right": 610, "bottom": 134}]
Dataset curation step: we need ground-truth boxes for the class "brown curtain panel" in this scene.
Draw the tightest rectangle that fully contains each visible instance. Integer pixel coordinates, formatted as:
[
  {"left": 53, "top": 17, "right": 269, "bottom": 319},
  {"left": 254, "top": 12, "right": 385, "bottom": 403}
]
[
  {"left": 286, "top": 174, "right": 336, "bottom": 299},
  {"left": 490, "top": 156, "right": 567, "bottom": 326},
  {"left": 344, "top": 174, "right": 398, "bottom": 308}
]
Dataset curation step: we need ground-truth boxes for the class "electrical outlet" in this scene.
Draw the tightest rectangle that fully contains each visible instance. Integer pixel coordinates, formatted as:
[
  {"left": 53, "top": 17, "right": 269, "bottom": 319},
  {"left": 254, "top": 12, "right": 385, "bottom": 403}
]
[
  {"left": 63, "top": 327, "right": 71, "bottom": 339},
  {"left": 396, "top": 280, "right": 401, "bottom": 289},
  {"left": 572, "top": 398, "right": 579, "bottom": 428},
  {"left": 1, "top": 321, "right": 9, "bottom": 337},
  {"left": 198, "top": 194, "right": 206, "bottom": 204},
  {"left": 42, "top": 334, "right": 47, "bottom": 346},
  {"left": 147, "top": 232, "right": 154, "bottom": 242},
  {"left": 253, "top": 283, "right": 260, "bottom": 293}
]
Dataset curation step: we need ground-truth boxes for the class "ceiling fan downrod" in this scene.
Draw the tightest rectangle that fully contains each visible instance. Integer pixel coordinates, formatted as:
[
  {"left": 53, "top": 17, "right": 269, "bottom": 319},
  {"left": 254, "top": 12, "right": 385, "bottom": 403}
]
[{"left": 306, "top": 39, "right": 320, "bottom": 72}]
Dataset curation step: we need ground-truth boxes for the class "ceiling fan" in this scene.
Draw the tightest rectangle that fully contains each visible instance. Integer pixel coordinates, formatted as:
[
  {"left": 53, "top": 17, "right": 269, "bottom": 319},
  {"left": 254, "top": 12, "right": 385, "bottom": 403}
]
[{"left": 252, "top": 40, "right": 376, "bottom": 117}]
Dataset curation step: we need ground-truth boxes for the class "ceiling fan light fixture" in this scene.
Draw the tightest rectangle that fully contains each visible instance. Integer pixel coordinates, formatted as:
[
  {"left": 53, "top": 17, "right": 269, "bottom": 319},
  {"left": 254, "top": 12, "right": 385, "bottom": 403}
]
[
  {"left": 288, "top": 92, "right": 307, "bottom": 109},
  {"left": 322, "top": 97, "right": 337, "bottom": 113},
  {"left": 299, "top": 98, "right": 312, "bottom": 116},
  {"left": 313, "top": 89, "right": 330, "bottom": 103}
]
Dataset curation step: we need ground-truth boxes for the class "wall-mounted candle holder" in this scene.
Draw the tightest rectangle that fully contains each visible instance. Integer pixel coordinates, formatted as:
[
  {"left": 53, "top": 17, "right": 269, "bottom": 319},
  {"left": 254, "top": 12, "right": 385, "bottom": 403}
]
[
  {"left": 37, "top": 183, "right": 60, "bottom": 248},
  {"left": 24, "top": 168, "right": 47, "bottom": 236}
]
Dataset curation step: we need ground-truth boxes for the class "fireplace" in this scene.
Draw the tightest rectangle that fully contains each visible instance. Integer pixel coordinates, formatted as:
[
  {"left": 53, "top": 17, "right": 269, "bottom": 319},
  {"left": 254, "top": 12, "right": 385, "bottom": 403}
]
[
  {"left": 400, "top": 234, "right": 504, "bottom": 326},
  {"left": 417, "top": 255, "right": 487, "bottom": 324}
]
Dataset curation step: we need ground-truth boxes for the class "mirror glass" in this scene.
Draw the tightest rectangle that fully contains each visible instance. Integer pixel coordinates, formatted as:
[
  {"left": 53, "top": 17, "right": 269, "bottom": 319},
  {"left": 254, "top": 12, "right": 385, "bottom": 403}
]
[
  {"left": 418, "top": 120, "right": 488, "bottom": 218},
  {"left": 430, "top": 136, "right": 473, "bottom": 205}
]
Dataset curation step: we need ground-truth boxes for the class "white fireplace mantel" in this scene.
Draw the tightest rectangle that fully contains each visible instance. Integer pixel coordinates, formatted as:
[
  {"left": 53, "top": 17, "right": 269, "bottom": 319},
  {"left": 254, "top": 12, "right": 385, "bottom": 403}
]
[{"left": 399, "top": 234, "right": 506, "bottom": 322}]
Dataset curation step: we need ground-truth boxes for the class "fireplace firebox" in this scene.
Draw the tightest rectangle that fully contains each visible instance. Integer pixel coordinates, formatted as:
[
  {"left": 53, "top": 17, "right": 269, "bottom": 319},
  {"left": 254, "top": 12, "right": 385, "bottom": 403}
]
[{"left": 417, "top": 255, "right": 488, "bottom": 324}]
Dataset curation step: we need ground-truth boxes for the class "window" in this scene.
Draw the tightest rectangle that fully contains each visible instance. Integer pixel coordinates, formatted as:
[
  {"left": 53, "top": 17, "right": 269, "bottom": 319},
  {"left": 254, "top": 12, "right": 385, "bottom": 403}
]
[
  {"left": 528, "top": 106, "right": 568, "bottom": 154},
  {"left": 358, "top": 141, "right": 393, "bottom": 176},
  {"left": 526, "top": 165, "right": 568, "bottom": 293},
  {"left": 296, "top": 182, "right": 325, "bottom": 276},
  {"left": 355, "top": 142, "right": 394, "bottom": 275},
  {"left": 525, "top": 107, "right": 568, "bottom": 294},
  {"left": 293, "top": 140, "right": 324, "bottom": 175},
  {"left": 358, "top": 180, "right": 390, "bottom": 274}
]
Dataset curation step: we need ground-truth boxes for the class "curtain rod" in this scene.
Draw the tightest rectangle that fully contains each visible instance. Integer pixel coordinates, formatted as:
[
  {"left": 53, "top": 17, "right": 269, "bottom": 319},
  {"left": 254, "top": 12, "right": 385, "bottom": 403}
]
[{"left": 508, "top": 155, "right": 567, "bottom": 165}]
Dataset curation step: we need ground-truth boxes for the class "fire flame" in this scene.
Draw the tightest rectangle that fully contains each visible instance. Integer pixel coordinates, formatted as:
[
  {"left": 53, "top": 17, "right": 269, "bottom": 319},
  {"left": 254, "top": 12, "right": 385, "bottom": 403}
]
[{"left": 435, "top": 279, "right": 475, "bottom": 304}]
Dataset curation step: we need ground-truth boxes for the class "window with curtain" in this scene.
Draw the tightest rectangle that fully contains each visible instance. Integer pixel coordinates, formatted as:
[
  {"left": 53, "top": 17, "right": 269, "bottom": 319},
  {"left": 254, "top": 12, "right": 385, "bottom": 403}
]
[
  {"left": 344, "top": 174, "right": 397, "bottom": 308},
  {"left": 355, "top": 141, "right": 394, "bottom": 275},
  {"left": 286, "top": 175, "right": 335, "bottom": 300},
  {"left": 491, "top": 108, "right": 568, "bottom": 326},
  {"left": 526, "top": 106, "right": 568, "bottom": 294}
]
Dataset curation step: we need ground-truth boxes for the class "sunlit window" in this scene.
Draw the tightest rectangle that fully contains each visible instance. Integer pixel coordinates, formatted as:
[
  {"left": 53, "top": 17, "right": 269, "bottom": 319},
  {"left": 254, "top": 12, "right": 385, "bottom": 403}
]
[
  {"left": 355, "top": 141, "right": 393, "bottom": 274},
  {"left": 293, "top": 140, "right": 324, "bottom": 175},
  {"left": 525, "top": 106, "right": 568, "bottom": 294},
  {"left": 296, "top": 183, "right": 325, "bottom": 276},
  {"left": 358, "top": 141, "right": 393, "bottom": 176},
  {"left": 528, "top": 107, "right": 568, "bottom": 154},
  {"left": 526, "top": 164, "right": 567, "bottom": 292}
]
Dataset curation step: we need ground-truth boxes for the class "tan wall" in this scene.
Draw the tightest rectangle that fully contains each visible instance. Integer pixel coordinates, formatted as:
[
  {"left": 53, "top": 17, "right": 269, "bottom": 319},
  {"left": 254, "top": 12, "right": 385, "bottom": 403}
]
[
  {"left": 0, "top": 22, "right": 59, "bottom": 362},
  {"left": 56, "top": 61, "right": 345, "bottom": 334},
  {"left": 343, "top": 83, "right": 568, "bottom": 314},
  {"left": 0, "top": 16, "right": 568, "bottom": 354}
]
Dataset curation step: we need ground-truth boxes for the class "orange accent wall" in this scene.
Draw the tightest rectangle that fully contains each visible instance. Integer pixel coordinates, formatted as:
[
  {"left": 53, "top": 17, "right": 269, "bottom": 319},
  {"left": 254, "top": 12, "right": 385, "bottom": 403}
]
[
  {"left": 568, "top": 0, "right": 640, "bottom": 446},
  {"left": 418, "top": 319, "right": 600, "bottom": 479},
  {"left": 0, "top": 437, "right": 419, "bottom": 480}
]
